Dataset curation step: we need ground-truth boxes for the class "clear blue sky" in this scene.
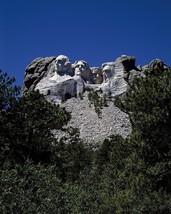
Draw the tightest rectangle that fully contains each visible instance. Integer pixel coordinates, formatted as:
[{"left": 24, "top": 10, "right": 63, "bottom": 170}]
[{"left": 1, "top": 0, "right": 171, "bottom": 86}]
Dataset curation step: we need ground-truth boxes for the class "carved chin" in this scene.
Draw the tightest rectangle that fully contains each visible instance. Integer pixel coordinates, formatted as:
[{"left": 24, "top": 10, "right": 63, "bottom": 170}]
[
  {"left": 57, "top": 65, "right": 63, "bottom": 72},
  {"left": 75, "top": 72, "right": 81, "bottom": 76},
  {"left": 75, "top": 69, "right": 81, "bottom": 76}
]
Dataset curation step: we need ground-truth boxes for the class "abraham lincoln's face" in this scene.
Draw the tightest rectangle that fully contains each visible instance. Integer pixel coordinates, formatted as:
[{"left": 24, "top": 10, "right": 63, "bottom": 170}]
[{"left": 102, "top": 65, "right": 113, "bottom": 81}]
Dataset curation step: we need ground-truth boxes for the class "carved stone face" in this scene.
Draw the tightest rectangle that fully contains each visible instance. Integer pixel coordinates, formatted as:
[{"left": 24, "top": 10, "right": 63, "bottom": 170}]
[
  {"left": 73, "top": 60, "right": 93, "bottom": 83},
  {"left": 91, "top": 67, "right": 103, "bottom": 84},
  {"left": 74, "top": 61, "right": 87, "bottom": 75},
  {"left": 102, "top": 64, "right": 113, "bottom": 82},
  {"left": 55, "top": 55, "right": 72, "bottom": 74}
]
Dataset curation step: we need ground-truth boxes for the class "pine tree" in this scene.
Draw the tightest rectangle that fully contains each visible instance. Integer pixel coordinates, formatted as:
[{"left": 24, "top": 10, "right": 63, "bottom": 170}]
[
  {"left": 113, "top": 68, "right": 171, "bottom": 212},
  {"left": 0, "top": 70, "right": 21, "bottom": 162},
  {"left": 2, "top": 90, "right": 71, "bottom": 163},
  {"left": 0, "top": 70, "right": 20, "bottom": 111}
]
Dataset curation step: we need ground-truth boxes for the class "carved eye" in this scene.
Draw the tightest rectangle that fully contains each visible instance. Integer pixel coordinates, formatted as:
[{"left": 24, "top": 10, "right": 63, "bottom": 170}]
[{"left": 57, "top": 59, "right": 63, "bottom": 63}]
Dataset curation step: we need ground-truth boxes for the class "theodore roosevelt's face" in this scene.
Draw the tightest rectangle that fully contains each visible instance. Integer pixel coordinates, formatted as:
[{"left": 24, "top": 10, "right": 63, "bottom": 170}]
[{"left": 92, "top": 68, "right": 103, "bottom": 84}]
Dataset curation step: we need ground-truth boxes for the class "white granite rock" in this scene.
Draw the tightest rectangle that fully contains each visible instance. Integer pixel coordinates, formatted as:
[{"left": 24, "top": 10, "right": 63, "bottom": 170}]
[
  {"left": 22, "top": 54, "right": 168, "bottom": 143},
  {"left": 73, "top": 60, "right": 93, "bottom": 83},
  {"left": 22, "top": 54, "right": 141, "bottom": 100},
  {"left": 58, "top": 92, "right": 132, "bottom": 143},
  {"left": 91, "top": 67, "right": 103, "bottom": 84}
]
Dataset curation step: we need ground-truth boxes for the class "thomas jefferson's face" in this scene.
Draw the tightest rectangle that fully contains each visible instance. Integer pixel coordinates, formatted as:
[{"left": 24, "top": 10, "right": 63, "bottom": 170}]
[{"left": 74, "top": 61, "right": 87, "bottom": 76}]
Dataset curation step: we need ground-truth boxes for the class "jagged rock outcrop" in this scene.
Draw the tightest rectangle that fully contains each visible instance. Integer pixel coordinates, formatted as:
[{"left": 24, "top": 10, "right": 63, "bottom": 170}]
[
  {"left": 22, "top": 54, "right": 142, "bottom": 101},
  {"left": 22, "top": 55, "right": 168, "bottom": 143},
  {"left": 22, "top": 57, "right": 56, "bottom": 94}
]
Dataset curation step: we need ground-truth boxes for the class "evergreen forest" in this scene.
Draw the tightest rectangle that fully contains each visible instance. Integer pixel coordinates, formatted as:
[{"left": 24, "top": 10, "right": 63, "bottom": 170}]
[{"left": 0, "top": 67, "right": 171, "bottom": 213}]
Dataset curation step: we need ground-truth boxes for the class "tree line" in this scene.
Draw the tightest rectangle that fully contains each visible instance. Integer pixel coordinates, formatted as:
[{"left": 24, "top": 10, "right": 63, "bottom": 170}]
[{"left": 0, "top": 68, "right": 171, "bottom": 213}]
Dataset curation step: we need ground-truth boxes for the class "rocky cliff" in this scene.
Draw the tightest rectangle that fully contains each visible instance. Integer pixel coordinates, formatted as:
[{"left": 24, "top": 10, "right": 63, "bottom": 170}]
[{"left": 22, "top": 55, "right": 168, "bottom": 143}]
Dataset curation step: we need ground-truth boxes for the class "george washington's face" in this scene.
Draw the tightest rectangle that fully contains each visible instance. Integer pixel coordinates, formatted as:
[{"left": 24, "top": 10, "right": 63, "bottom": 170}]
[{"left": 55, "top": 55, "right": 71, "bottom": 73}]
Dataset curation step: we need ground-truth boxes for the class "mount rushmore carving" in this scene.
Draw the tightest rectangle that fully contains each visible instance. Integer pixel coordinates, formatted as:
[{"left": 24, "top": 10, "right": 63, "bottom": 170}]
[
  {"left": 22, "top": 55, "right": 168, "bottom": 143},
  {"left": 21, "top": 55, "right": 128, "bottom": 100},
  {"left": 22, "top": 54, "right": 167, "bottom": 103}
]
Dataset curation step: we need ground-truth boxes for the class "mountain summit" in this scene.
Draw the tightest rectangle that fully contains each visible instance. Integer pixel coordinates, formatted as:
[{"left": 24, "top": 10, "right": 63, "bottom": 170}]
[{"left": 22, "top": 55, "right": 168, "bottom": 143}]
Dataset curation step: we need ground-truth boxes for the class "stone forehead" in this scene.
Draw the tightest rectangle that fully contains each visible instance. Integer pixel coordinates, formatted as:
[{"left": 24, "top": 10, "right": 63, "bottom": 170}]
[
  {"left": 56, "top": 55, "right": 70, "bottom": 61},
  {"left": 74, "top": 60, "right": 89, "bottom": 67},
  {"left": 76, "top": 60, "right": 87, "bottom": 64},
  {"left": 102, "top": 65, "right": 112, "bottom": 71},
  {"left": 91, "top": 67, "right": 102, "bottom": 74},
  {"left": 102, "top": 62, "right": 115, "bottom": 69}
]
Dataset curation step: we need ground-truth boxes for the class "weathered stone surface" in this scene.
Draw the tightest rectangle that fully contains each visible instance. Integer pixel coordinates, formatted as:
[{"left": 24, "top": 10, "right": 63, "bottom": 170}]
[
  {"left": 22, "top": 54, "right": 140, "bottom": 99},
  {"left": 58, "top": 92, "right": 131, "bottom": 143},
  {"left": 91, "top": 67, "right": 103, "bottom": 84},
  {"left": 141, "top": 59, "right": 168, "bottom": 73},
  {"left": 35, "top": 76, "right": 77, "bottom": 102},
  {"left": 22, "top": 54, "right": 168, "bottom": 143},
  {"left": 99, "top": 55, "right": 136, "bottom": 96},
  {"left": 34, "top": 55, "right": 78, "bottom": 102},
  {"left": 73, "top": 60, "right": 93, "bottom": 83},
  {"left": 149, "top": 59, "right": 168, "bottom": 71},
  {"left": 22, "top": 57, "right": 56, "bottom": 94},
  {"left": 53, "top": 55, "right": 74, "bottom": 76}
]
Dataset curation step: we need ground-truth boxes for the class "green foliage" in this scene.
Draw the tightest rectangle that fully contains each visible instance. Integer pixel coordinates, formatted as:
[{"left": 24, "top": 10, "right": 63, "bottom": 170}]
[
  {"left": 88, "top": 90, "right": 103, "bottom": 117},
  {"left": 0, "top": 70, "right": 21, "bottom": 163},
  {"left": 0, "top": 160, "right": 107, "bottom": 214},
  {"left": 116, "top": 69, "right": 171, "bottom": 177},
  {"left": 95, "top": 135, "right": 126, "bottom": 173},
  {"left": 2, "top": 68, "right": 171, "bottom": 213},
  {"left": 0, "top": 70, "right": 20, "bottom": 111},
  {"left": 1, "top": 90, "right": 71, "bottom": 163},
  {"left": 113, "top": 68, "right": 171, "bottom": 212},
  {"left": 53, "top": 133, "right": 94, "bottom": 182},
  {"left": 102, "top": 93, "right": 109, "bottom": 107},
  {"left": 0, "top": 161, "right": 89, "bottom": 214},
  {"left": 87, "top": 89, "right": 114, "bottom": 117},
  {"left": 78, "top": 92, "right": 84, "bottom": 100}
]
